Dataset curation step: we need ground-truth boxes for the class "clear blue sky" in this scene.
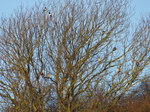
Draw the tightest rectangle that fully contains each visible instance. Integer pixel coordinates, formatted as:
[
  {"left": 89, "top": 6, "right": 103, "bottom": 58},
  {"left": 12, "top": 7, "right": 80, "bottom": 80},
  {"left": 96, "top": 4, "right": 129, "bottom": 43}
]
[
  {"left": 0, "top": 0, "right": 34, "bottom": 16},
  {"left": 0, "top": 0, "right": 149, "bottom": 21}
]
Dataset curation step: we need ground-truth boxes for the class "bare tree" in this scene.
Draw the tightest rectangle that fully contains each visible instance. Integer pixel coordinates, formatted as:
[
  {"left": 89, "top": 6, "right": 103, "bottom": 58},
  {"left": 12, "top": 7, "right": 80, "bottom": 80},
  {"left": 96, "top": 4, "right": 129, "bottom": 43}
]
[
  {"left": 0, "top": 0, "right": 149, "bottom": 112},
  {"left": 0, "top": 3, "right": 55, "bottom": 111}
]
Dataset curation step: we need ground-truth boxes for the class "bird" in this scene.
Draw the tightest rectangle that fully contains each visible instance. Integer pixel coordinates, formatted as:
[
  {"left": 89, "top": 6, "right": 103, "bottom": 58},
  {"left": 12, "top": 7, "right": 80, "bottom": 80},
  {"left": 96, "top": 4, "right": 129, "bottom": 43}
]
[
  {"left": 6, "top": 39, "right": 10, "bottom": 44},
  {"left": 65, "top": 55, "right": 71, "bottom": 60},
  {"left": 47, "top": 74, "right": 51, "bottom": 77},
  {"left": 97, "top": 57, "right": 102, "bottom": 62},
  {"left": 101, "top": 31, "right": 105, "bottom": 35},
  {"left": 113, "top": 47, "right": 117, "bottom": 51},
  {"left": 43, "top": 7, "right": 47, "bottom": 13},
  {"left": 44, "top": 74, "right": 51, "bottom": 78},
  {"left": 116, "top": 68, "right": 120, "bottom": 73},
  {"left": 49, "top": 12, "right": 52, "bottom": 18},
  {"left": 134, "top": 60, "right": 139, "bottom": 67},
  {"left": 40, "top": 72, "right": 44, "bottom": 77}
]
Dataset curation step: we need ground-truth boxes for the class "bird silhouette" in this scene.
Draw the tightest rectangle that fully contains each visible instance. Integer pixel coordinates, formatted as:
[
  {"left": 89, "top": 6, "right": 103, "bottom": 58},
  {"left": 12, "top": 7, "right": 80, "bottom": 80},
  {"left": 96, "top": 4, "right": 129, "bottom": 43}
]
[
  {"left": 49, "top": 12, "right": 52, "bottom": 18},
  {"left": 102, "top": 31, "right": 105, "bottom": 35},
  {"left": 113, "top": 47, "right": 117, "bottom": 51},
  {"left": 43, "top": 7, "right": 47, "bottom": 13},
  {"left": 134, "top": 60, "right": 139, "bottom": 67}
]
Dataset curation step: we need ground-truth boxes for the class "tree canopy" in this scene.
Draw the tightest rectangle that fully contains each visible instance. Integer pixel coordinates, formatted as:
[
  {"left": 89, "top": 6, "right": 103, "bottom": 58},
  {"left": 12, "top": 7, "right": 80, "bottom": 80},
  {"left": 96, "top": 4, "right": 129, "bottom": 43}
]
[{"left": 0, "top": 0, "right": 149, "bottom": 112}]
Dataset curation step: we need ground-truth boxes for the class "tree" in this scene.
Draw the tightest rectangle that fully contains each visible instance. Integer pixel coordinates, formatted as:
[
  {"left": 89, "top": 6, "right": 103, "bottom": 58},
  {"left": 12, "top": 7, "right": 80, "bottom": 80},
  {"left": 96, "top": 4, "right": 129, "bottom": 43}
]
[{"left": 0, "top": 0, "right": 149, "bottom": 112}]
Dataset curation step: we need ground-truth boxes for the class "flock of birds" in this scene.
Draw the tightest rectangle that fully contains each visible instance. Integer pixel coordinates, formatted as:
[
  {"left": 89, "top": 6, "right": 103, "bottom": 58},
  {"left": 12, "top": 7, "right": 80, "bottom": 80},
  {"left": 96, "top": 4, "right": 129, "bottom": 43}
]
[{"left": 42, "top": 7, "right": 139, "bottom": 75}]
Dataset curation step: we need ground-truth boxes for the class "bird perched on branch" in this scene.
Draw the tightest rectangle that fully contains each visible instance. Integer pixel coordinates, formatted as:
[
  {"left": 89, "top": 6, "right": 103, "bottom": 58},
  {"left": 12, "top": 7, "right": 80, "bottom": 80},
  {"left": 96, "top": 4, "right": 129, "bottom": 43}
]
[
  {"left": 97, "top": 57, "right": 102, "bottom": 62},
  {"left": 101, "top": 31, "right": 105, "bottom": 35},
  {"left": 49, "top": 12, "right": 52, "bottom": 18},
  {"left": 134, "top": 60, "right": 139, "bottom": 67},
  {"left": 43, "top": 7, "right": 47, "bottom": 13},
  {"left": 44, "top": 74, "right": 51, "bottom": 79},
  {"left": 113, "top": 47, "right": 117, "bottom": 51},
  {"left": 47, "top": 74, "right": 51, "bottom": 77},
  {"left": 116, "top": 68, "right": 120, "bottom": 73}
]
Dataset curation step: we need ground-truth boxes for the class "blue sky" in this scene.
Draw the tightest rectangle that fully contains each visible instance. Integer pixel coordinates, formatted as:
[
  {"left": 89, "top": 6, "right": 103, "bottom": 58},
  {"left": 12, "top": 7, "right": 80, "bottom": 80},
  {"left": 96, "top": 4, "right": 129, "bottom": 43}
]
[{"left": 0, "top": 0, "right": 149, "bottom": 21}]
